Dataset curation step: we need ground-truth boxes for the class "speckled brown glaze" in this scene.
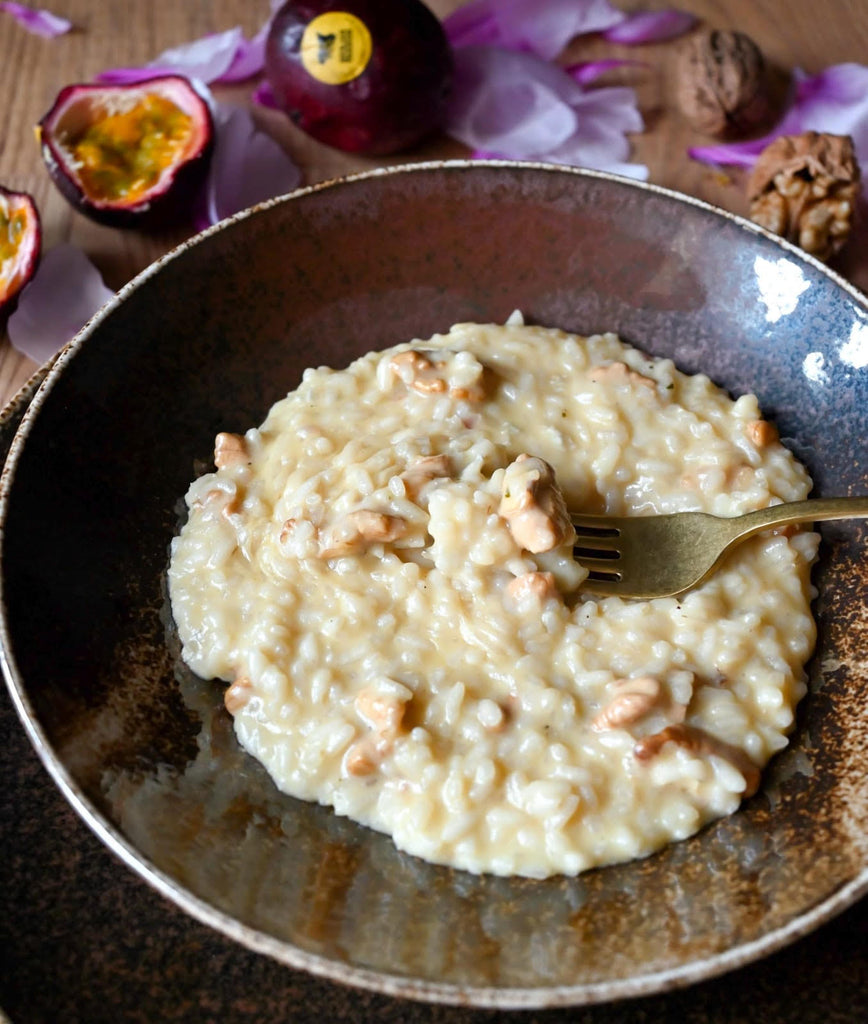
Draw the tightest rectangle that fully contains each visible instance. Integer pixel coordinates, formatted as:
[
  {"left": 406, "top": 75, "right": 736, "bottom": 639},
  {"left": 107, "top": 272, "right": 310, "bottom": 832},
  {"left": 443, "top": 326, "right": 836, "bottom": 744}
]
[{"left": 0, "top": 162, "right": 866, "bottom": 1008}]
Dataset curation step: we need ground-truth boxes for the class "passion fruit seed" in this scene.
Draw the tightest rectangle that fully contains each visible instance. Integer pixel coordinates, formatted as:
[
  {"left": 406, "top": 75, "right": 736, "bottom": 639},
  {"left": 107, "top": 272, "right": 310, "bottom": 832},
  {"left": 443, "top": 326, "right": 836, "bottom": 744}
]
[
  {"left": 70, "top": 93, "right": 195, "bottom": 205},
  {"left": 0, "top": 187, "right": 41, "bottom": 316},
  {"left": 265, "top": 0, "right": 453, "bottom": 156},
  {"left": 38, "top": 76, "right": 214, "bottom": 227}
]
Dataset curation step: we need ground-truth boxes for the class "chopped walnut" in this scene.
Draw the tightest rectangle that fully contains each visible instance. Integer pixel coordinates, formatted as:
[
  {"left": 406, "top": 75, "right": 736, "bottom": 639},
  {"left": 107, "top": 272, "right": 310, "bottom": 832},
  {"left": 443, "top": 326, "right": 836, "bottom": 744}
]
[
  {"left": 224, "top": 675, "right": 253, "bottom": 715},
  {"left": 400, "top": 454, "right": 453, "bottom": 501},
  {"left": 318, "top": 510, "right": 406, "bottom": 559},
  {"left": 192, "top": 487, "right": 240, "bottom": 518},
  {"left": 633, "top": 723, "right": 761, "bottom": 797},
  {"left": 390, "top": 350, "right": 447, "bottom": 394},
  {"left": 214, "top": 432, "right": 249, "bottom": 469},
  {"left": 389, "top": 349, "right": 485, "bottom": 402},
  {"left": 344, "top": 685, "right": 409, "bottom": 776},
  {"left": 745, "top": 419, "right": 779, "bottom": 448},
  {"left": 748, "top": 132, "right": 860, "bottom": 261},
  {"left": 354, "top": 687, "right": 406, "bottom": 734},
  {"left": 592, "top": 676, "right": 662, "bottom": 731},
  {"left": 344, "top": 738, "right": 382, "bottom": 777},
  {"left": 498, "top": 454, "right": 575, "bottom": 554},
  {"left": 506, "top": 570, "right": 558, "bottom": 604},
  {"left": 588, "top": 361, "right": 655, "bottom": 389}
]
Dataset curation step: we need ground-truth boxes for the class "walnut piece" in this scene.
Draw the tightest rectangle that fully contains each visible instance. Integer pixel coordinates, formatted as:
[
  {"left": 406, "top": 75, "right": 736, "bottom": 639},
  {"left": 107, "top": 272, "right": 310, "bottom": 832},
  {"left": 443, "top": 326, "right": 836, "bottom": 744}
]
[
  {"left": 318, "top": 509, "right": 406, "bottom": 559},
  {"left": 674, "top": 30, "right": 774, "bottom": 137},
  {"left": 224, "top": 675, "right": 253, "bottom": 715},
  {"left": 633, "top": 723, "right": 761, "bottom": 797},
  {"left": 214, "top": 432, "right": 249, "bottom": 469},
  {"left": 592, "top": 676, "right": 662, "bottom": 731},
  {"left": 745, "top": 418, "right": 778, "bottom": 448},
  {"left": 747, "top": 132, "right": 861, "bottom": 261},
  {"left": 506, "top": 570, "right": 558, "bottom": 604},
  {"left": 499, "top": 454, "right": 575, "bottom": 554}
]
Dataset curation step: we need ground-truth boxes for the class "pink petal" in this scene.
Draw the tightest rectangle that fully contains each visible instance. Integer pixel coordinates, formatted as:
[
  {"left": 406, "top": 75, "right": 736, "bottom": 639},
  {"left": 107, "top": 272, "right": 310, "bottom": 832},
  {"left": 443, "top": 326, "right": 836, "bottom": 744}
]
[
  {"left": 688, "top": 63, "right": 868, "bottom": 188},
  {"left": 781, "top": 64, "right": 868, "bottom": 172},
  {"left": 687, "top": 139, "right": 768, "bottom": 169},
  {"left": 446, "top": 46, "right": 647, "bottom": 179},
  {"left": 0, "top": 1, "right": 71, "bottom": 37},
  {"left": 98, "top": 27, "right": 244, "bottom": 85},
  {"left": 194, "top": 104, "right": 302, "bottom": 230},
  {"left": 448, "top": 47, "right": 576, "bottom": 154},
  {"left": 441, "top": 1, "right": 502, "bottom": 50},
  {"left": 603, "top": 9, "right": 696, "bottom": 45},
  {"left": 7, "top": 245, "right": 114, "bottom": 364},
  {"left": 95, "top": 66, "right": 184, "bottom": 85},
  {"left": 566, "top": 58, "right": 648, "bottom": 86},
  {"left": 216, "top": 22, "right": 268, "bottom": 82},
  {"left": 546, "top": 86, "right": 648, "bottom": 178},
  {"left": 444, "top": 0, "right": 626, "bottom": 61}
]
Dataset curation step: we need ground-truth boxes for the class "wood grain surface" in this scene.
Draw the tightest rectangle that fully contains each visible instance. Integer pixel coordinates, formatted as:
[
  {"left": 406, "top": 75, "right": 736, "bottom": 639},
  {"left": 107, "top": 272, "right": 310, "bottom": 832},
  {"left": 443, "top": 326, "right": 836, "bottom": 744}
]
[{"left": 2, "top": 0, "right": 868, "bottom": 409}]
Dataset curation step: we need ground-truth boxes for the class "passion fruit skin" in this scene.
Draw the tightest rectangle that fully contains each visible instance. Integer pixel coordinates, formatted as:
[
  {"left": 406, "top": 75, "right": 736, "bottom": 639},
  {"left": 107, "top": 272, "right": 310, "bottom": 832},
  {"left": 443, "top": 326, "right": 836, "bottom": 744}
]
[
  {"left": 265, "top": 0, "right": 453, "bottom": 156},
  {"left": 37, "top": 76, "right": 215, "bottom": 229},
  {"left": 0, "top": 186, "right": 41, "bottom": 317}
]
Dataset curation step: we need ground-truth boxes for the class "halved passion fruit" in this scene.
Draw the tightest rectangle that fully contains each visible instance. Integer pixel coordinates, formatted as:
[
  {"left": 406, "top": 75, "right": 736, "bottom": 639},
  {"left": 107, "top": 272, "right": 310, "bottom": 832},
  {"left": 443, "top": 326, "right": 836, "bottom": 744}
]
[
  {"left": 0, "top": 187, "right": 40, "bottom": 316},
  {"left": 37, "top": 76, "right": 214, "bottom": 227}
]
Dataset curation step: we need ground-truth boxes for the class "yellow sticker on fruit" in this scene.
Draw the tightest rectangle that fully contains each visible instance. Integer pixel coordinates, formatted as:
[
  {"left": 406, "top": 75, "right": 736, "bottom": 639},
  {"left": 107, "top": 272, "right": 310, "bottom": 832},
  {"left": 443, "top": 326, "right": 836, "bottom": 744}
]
[{"left": 300, "top": 12, "right": 373, "bottom": 85}]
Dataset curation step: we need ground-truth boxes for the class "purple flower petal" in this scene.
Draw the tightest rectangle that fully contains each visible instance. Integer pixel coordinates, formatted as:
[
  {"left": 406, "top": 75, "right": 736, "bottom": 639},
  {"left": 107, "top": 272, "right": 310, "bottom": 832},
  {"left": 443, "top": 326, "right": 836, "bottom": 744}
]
[
  {"left": 98, "top": 27, "right": 245, "bottom": 86},
  {"left": 194, "top": 104, "right": 302, "bottom": 230},
  {"left": 7, "top": 245, "right": 114, "bottom": 364},
  {"left": 688, "top": 63, "right": 868, "bottom": 188},
  {"left": 217, "top": 22, "right": 268, "bottom": 82},
  {"left": 0, "top": 1, "right": 71, "bottom": 37},
  {"left": 566, "top": 58, "right": 648, "bottom": 86},
  {"left": 781, "top": 64, "right": 868, "bottom": 171},
  {"left": 446, "top": 46, "right": 647, "bottom": 179},
  {"left": 687, "top": 138, "right": 768, "bottom": 169},
  {"left": 444, "top": 0, "right": 626, "bottom": 61},
  {"left": 602, "top": 9, "right": 696, "bottom": 45}
]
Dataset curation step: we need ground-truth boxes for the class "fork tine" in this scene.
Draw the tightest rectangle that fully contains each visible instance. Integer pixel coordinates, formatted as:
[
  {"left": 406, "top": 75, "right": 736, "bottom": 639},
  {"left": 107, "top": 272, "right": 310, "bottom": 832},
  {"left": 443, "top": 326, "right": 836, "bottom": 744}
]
[
  {"left": 573, "top": 534, "right": 620, "bottom": 553},
  {"left": 573, "top": 553, "right": 622, "bottom": 574},
  {"left": 569, "top": 514, "right": 620, "bottom": 536},
  {"left": 579, "top": 576, "right": 624, "bottom": 596}
]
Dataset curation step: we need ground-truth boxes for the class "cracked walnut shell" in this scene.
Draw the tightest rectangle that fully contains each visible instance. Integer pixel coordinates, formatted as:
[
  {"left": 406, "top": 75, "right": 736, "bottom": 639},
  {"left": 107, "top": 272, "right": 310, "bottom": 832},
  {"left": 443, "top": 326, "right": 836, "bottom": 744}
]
[{"left": 747, "top": 132, "right": 861, "bottom": 261}]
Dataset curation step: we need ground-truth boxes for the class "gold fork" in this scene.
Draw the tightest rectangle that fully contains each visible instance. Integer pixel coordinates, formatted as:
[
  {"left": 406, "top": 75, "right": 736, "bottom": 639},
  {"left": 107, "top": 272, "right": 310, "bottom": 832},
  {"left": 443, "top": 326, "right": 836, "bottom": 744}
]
[{"left": 571, "top": 496, "right": 868, "bottom": 599}]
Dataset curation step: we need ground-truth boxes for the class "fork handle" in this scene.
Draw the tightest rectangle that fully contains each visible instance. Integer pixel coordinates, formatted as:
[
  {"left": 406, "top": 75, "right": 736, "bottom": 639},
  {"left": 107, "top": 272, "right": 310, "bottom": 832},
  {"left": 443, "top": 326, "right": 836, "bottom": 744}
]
[{"left": 727, "top": 496, "right": 868, "bottom": 541}]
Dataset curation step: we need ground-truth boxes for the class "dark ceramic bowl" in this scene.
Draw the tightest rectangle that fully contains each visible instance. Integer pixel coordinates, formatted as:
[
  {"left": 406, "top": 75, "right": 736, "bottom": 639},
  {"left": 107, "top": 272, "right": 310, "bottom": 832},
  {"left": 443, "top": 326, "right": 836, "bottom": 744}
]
[{"left": 1, "top": 162, "right": 866, "bottom": 1009}]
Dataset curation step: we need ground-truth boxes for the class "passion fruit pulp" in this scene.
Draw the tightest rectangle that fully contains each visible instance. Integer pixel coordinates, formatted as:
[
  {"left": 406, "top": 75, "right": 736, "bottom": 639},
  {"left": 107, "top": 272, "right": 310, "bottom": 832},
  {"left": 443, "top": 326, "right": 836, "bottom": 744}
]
[
  {"left": 37, "top": 76, "right": 214, "bottom": 227},
  {"left": 0, "top": 187, "right": 40, "bottom": 316},
  {"left": 265, "top": 0, "right": 453, "bottom": 156}
]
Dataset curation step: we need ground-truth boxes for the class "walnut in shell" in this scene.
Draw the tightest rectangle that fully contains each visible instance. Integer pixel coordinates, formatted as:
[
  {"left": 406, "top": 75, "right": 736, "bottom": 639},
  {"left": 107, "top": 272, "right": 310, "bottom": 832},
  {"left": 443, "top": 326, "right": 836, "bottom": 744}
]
[
  {"left": 747, "top": 131, "right": 861, "bottom": 261},
  {"left": 675, "top": 29, "right": 773, "bottom": 137}
]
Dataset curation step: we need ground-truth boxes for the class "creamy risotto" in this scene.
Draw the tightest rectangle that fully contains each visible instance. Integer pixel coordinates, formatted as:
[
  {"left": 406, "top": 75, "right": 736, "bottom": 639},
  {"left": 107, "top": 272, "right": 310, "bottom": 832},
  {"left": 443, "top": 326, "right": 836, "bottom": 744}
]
[{"left": 168, "top": 319, "right": 817, "bottom": 878}]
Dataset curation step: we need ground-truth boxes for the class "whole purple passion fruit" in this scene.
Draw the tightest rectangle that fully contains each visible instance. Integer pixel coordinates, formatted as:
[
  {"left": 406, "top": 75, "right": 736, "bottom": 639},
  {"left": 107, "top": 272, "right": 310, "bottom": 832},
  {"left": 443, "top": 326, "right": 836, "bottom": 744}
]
[
  {"left": 37, "top": 76, "right": 214, "bottom": 227},
  {"left": 0, "top": 187, "right": 40, "bottom": 316},
  {"left": 265, "top": 0, "right": 453, "bottom": 156}
]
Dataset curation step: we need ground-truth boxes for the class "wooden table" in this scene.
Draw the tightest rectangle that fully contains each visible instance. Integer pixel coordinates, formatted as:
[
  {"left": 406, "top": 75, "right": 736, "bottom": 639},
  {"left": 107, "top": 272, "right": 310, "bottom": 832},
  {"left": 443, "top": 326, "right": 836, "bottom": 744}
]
[{"left": 1, "top": 2, "right": 867, "bottom": 1022}]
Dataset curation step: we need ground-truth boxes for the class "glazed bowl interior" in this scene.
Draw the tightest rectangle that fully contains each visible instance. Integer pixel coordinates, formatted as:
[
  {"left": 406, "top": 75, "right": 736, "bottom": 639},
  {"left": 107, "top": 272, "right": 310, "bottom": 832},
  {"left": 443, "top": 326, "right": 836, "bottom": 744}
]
[{"left": 1, "top": 162, "right": 867, "bottom": 1008}]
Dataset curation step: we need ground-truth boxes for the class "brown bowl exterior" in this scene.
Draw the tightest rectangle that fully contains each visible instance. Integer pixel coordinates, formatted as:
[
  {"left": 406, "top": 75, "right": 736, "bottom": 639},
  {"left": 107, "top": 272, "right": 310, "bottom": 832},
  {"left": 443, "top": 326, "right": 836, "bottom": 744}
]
[{"left": 1, "top": 162, "right": 866, "bottom": 1008}]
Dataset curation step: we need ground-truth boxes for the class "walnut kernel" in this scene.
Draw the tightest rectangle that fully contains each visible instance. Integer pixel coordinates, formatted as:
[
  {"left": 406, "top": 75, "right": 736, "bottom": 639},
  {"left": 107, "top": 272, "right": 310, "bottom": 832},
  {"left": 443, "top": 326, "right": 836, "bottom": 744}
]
[{"left": 747, "top": 132, "right": 861, "bottom": 261}]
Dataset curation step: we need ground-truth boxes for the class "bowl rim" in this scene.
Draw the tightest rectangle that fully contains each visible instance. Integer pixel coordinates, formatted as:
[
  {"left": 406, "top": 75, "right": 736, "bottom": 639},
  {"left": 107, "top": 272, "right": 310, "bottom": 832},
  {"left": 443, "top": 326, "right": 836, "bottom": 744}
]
[{"left": 1, "top": 159, "right": 867, "bottom": 1009}]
